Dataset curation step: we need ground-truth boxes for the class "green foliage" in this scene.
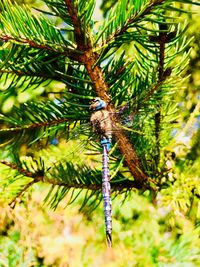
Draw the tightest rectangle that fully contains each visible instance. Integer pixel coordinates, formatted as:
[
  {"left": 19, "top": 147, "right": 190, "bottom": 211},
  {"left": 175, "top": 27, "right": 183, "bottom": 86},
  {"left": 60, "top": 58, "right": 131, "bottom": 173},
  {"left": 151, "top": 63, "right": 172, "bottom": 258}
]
[
  {"left": 0, "top": 0, "right": 69, "bottom": 48},
  {"left": 0, "top": 191, "right": 200, "bottom": 266},
  {"left": 0, "top": 0, "right": 197, "bottom": 195},
  {"left": 0, "top": 97, "right": 89, "bottom": 150},
  {"left": 0, "top": 234, "right": 38, "bottom": 267},
  {"left": 0, "top": 0, "right": 199, "bottom": 258}
]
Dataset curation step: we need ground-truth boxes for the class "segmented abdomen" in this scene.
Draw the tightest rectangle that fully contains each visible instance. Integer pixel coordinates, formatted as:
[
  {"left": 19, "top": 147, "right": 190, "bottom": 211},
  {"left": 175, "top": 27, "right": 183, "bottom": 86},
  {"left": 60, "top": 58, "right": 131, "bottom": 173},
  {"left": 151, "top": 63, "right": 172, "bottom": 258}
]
[{"left": 102, "top": 144, "right": 112, "bottom": 246}]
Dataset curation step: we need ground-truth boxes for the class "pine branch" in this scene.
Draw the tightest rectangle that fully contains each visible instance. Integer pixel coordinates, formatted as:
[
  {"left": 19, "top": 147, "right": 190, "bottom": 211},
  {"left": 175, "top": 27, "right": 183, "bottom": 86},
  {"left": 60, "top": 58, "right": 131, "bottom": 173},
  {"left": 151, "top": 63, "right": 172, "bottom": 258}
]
[
  {"left": 98, "top": 0, "right": 165, "bottom": 47},
  {"left": 0, "top": 69, "right": 62, "bottom": 84},
  {"left": 0, "top": 42, "right": 93, "bottom": 92},
  {"left": 0, "top": 0, "right": 72, "bottom": 48},
  {"left": 64, "top": 0, "right": 91, "bottom": 50},
  {"left": 9, "top": 180, "right": 35, "bottom": 208},
  {"left": 62, "top": 1, "right": 159, "bottom": 187},
  {"left": 0, "top": 117, "right": 70, "bottom": 133},
  {"left": 0, "top": 160, "right": 152, "bottom": 192},
  {"left": 0, "top": 160, "right": 37, "bottom": 178},
  {"left": 143, "top": 68, "right": 172, "bottom": 103},
  {"left": 0, "top": 34, "right": 81, "bottom": 61},
  {"left": 0, "top": 0, "right": 195, "bottom": 195},
  {"left": 152, "top": 24, "right": 171, "bottom": 166},
  {"left": 0, "top": 98, "right": 90, "bottom": 148}
]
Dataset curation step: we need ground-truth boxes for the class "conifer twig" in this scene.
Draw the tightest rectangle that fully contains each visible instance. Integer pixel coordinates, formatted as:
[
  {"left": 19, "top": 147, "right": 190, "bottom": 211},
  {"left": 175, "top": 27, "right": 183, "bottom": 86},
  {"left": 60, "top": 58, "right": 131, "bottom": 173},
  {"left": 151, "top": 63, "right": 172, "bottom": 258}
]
[
  {"left": 64, "top": 0, "right": 155, "bottom": 188},
  {"left": 0, "top": 118, "right": 70, "bottom": 133},
  {"left": 0, "top": 69, "right": 65, "bottom": 82},
  {"left": 0, "top": 34, "right": 81, "bottom": 60},
  {"left": 9, "top": 180, "right": 35, "bottom": 208},
  {"left": 101, "top": 0, "right": 165, "bottom": 47},
  {"left": 0, "top": 160, "right": 156, "bottom": 191}
]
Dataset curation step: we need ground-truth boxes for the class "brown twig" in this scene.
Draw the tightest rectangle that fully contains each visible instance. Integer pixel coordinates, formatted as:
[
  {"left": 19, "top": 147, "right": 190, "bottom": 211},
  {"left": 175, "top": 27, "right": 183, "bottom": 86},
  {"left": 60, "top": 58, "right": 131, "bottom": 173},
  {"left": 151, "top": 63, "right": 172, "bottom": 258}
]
[
  {"left": 152, "top": 24, "right": 170, "bottom": 166},
  {"left": 0, "top": 160, "right": 37, "bottom": 178},
  {"left": 101, "top": 0, "right": 165, "bottom": 47},
  {"left": 0, "top": 160, "right": 156, "bottom": 193},
  {"left": 1, "top": 1, "right": 164, "bottom": 190},
  {"left": 63, "top": 0, "right": 157, "bottom": 188},
  {"left": 143, "top": 68, "right": 172, "bottom": 103},
  {"left": 0, "top": 34, "right": 80, "bottom": 61},
  {"left": 0, "top": 69, "right": 64, "bottom": 82},
  {"left": 64, "top": 0, "right": 91, "bottom": 51},
  {"left": 0, "top": 118, "right": 70, "bottom": 133},
  {"left": 9, "top": 180, "right": 35, "bottom": 208}
]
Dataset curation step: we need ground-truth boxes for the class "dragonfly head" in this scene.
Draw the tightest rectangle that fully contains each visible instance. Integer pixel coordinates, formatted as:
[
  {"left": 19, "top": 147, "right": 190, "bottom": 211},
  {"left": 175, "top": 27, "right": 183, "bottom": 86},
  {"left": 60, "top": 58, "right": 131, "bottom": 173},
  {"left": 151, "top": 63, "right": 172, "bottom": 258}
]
[{"left": 89, "top": 97, "right": 107, "bottom": 111}]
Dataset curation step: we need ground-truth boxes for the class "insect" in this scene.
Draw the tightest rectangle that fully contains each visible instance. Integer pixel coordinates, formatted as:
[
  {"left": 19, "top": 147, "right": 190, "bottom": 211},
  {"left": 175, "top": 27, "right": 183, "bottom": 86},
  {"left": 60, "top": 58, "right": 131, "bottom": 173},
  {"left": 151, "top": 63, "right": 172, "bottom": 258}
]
[
  {"left": 51, "top": 97, "right": 134, "bottom": 246},
  {"left": 90, "top": 97, "right": 112, "bottom": 247}
]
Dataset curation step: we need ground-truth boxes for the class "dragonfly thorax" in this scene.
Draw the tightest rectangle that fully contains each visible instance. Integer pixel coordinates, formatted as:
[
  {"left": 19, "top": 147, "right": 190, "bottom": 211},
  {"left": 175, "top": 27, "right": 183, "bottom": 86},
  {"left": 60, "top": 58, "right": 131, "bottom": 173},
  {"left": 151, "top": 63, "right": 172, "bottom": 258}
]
[{"left": 90, "top": 98, "right": 112, "bottom": 144}]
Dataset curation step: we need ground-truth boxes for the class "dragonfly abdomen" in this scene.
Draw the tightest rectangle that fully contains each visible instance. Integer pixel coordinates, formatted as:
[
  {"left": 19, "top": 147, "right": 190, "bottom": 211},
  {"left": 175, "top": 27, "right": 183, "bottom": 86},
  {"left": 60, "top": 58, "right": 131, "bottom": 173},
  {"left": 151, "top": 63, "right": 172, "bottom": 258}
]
[{"left": 102, "top": 144, "right": 112, "bottom": 246}]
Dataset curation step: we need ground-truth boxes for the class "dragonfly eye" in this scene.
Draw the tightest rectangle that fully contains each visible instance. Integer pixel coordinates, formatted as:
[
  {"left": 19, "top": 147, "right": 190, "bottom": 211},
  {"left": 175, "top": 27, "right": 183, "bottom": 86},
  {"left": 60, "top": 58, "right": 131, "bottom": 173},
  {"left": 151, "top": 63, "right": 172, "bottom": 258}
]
[
  {"left": 91, "top": 97, "right": 100, "bottom": 103},
  {"left": 90, "top": 97, "right": 106, "bottom": 111}
]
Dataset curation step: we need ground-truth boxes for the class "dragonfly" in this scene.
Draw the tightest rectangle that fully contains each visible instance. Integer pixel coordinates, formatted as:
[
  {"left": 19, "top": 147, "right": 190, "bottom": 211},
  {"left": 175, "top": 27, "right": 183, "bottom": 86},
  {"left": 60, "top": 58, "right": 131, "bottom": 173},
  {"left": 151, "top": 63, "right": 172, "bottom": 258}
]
[
  {"left": 0, "top": 93, "right": 153, "bottom": 247},
  {"left": 90, "top": 97, "right": 113, "bottom": 247},
  {"left": 50, "top": 97, "right": 142, "bottom": 247},
  {"left": 89, "top": 98, "right": 137, "bottom": 246}
]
